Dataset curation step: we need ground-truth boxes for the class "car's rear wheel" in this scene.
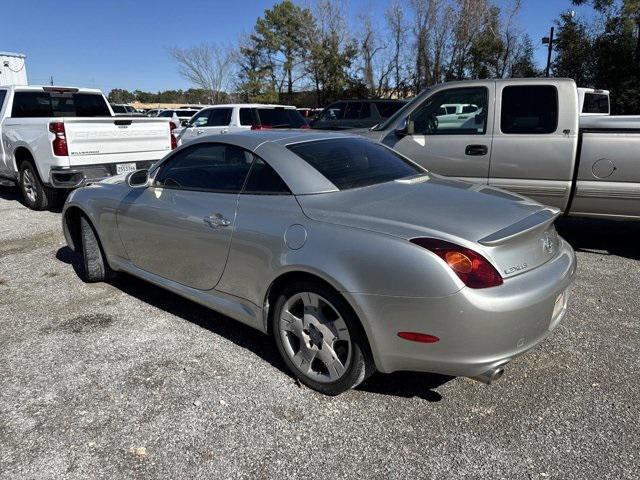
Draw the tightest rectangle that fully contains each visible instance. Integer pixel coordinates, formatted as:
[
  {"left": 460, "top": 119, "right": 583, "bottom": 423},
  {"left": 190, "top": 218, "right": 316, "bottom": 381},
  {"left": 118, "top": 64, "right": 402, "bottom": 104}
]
[
  {"left": 19, "top": 161, "right": 59, "bottom": 211},
  {"left": 272, "top": 281, "right": 374, "bottom": 395},
  {"left": 79, "top": 215, "right": 113, "bottom": 283}
]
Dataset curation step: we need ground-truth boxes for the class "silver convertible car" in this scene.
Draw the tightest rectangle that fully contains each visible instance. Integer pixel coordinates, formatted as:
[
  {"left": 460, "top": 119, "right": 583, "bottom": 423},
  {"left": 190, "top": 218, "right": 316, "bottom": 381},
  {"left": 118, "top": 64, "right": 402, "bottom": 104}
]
[{"left": 62, "top": 131, "right": 576, "bottom": 395}]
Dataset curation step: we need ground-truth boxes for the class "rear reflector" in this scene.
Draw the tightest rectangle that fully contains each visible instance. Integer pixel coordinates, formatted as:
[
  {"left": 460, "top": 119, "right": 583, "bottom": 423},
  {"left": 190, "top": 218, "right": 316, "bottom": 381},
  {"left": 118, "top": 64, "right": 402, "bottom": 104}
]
[{"left": 397, "top": 332, "right": 440, "bottom": 343}]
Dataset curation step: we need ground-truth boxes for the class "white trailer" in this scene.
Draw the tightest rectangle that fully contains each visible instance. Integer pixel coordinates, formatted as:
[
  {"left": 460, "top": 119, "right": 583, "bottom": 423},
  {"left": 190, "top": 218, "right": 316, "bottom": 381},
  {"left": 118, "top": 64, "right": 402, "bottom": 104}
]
[{"left": 0, "top": 52, "right": 28, "bottom": 86}]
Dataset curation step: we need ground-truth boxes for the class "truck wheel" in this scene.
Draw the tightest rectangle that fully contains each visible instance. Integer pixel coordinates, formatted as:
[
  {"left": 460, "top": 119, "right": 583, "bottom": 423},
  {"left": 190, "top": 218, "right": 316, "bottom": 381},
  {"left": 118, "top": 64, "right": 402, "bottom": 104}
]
[
  {"left": 19, "top": 161, "right": 59, "bottom": 211},
  {"left": 80, "top": 215, "right": 113, "bottom": 283}
]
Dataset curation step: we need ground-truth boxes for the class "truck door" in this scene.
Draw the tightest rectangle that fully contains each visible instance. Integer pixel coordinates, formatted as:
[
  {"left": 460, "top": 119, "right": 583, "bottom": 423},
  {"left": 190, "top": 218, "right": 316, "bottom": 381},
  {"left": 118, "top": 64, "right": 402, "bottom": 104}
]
[
  {"left": 488, "top": 81, "right": 578, "bottom": 210},
  {"left": 383, "top": 84, "right": 494, "bottom": 184}
]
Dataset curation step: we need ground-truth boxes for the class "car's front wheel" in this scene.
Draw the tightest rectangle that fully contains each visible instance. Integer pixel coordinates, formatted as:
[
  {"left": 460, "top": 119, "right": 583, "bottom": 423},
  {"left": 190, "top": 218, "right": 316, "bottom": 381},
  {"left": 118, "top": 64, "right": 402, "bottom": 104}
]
[
  {"left": 272, "top": 281, "right": 374, "bottom": 395},
  {"left": 79, "top": 215, "right": 114, "bottom": 283}
]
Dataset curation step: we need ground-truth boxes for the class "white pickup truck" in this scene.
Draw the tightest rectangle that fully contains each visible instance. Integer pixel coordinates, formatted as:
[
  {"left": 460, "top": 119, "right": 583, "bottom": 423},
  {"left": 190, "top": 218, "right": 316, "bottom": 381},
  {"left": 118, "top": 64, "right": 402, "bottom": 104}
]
[{"left": 0, "top": 85, "right": 175, "bottom": 210}]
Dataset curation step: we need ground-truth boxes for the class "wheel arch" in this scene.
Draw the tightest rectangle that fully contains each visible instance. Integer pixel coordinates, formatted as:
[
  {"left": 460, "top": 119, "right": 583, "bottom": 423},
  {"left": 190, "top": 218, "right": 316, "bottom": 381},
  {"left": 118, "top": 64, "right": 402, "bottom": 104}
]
[{"left": 14, "top": 146, "right": 44, "bottom": 181}]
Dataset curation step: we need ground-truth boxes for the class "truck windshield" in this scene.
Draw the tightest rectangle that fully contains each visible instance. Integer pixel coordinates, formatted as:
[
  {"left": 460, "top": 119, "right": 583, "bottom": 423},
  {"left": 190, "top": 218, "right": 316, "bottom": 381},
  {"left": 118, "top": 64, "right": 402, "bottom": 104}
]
[
  {"left": 11, "top": 92, "right": 111, "bottom": 117},
  {"left": 371, "top": 92, "right": 425, "bottom": 131}
]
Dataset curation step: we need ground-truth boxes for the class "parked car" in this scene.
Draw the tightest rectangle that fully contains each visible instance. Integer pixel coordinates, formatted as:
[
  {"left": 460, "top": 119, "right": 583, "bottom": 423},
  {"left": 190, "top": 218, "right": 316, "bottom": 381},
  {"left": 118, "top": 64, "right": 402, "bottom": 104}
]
[
  {"left": 311, "top": 99, "right": 406, "bottom": 130},
  {"left": 62, "top": 131, "right": 575, "bottom": 396},
  {"left": 176, "top": 104, "right": 308, "bottom": 145},
  {"left": 577, "top": 87, "right": 610, "bottom": 116},
  {"left": 145, "top": 108, "right": 164, "bottom": 117},
  {"left": 111, "top": 104, "right": 144, "bottom": 116},
  {"left": 358, "top": 78, "right": 640, "bottom": 221},
  {"left": 158, "top": 108, "right": 201, "bottom": 127},
  {"left": 0, "top": 85, "right": 175, "bottom": 210}
]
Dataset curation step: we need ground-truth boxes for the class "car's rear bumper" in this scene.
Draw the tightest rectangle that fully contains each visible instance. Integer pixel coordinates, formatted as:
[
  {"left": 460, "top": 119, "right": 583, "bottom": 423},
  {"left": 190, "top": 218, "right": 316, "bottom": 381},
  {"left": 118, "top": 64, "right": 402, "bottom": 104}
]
[
  {"left": 346, "top": 239, "right": 576, "bottom": 377},
  {"left": 49, "top": 160, "right": 157, "bottom": 188}
]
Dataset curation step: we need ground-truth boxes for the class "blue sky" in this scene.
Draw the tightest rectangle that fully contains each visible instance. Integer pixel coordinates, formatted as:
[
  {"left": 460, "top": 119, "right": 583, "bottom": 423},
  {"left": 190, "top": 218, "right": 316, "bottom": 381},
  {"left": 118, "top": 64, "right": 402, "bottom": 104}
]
[{"left": 3, "top": 0, "right": 595, "bottom": 94}]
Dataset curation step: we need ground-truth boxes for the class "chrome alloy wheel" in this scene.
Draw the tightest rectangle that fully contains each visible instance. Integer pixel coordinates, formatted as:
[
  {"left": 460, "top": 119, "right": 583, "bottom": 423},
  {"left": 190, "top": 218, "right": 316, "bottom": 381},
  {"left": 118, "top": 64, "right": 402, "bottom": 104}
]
[
  {"left": 278, "top": 292, "right": 352, "bottom": 383},
  {"left": 21, "top": 168, "right": 37, "bottom": 203}
]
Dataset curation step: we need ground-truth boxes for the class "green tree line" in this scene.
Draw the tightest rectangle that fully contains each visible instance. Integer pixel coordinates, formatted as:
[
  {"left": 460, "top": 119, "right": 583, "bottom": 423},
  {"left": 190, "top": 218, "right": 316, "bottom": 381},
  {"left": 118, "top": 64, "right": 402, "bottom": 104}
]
[{"left": 553, "top": 0, "right": 640, "bottom": 114}]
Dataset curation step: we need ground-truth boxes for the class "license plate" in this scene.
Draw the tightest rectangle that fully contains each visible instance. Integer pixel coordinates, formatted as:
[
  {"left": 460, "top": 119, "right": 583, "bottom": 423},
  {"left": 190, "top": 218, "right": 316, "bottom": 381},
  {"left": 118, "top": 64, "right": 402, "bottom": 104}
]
[{"left": 116, "top": 162, "right": 137, "bottom": 175}]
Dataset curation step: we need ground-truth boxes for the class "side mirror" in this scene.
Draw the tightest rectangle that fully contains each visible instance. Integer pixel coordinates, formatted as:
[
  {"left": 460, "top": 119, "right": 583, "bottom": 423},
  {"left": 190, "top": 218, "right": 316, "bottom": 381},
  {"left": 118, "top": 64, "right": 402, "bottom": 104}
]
[
  {"left": 126, "top": 169, "right": 149, "bottom": 188},
  {"left": 183, "top": 120, "right": 193, "bottom": 128},
  {"left": 394, "top": 117, "right": 414, "bottom": 137}
]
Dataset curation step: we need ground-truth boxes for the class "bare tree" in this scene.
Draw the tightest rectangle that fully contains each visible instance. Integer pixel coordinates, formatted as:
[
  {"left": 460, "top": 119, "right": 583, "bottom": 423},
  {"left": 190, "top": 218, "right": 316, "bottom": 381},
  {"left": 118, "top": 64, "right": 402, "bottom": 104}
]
[
  {"left": 169, "top": 43, "right": 236, "bottom": 104},
  {"left": 385, "top": 0, "right": 407, "bottom": 97}
]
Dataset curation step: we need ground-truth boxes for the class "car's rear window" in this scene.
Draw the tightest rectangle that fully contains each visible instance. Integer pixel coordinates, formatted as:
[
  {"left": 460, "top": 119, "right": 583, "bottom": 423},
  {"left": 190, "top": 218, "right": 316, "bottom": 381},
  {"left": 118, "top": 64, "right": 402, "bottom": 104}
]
[
  {"left": 256, "top": 108, "right": 306, "bottom": 128},
  {"left": 12, "top": 91, "right": 111, "bottom": 117},
  {"left": 287, "top": 138, "right": 422, "bottom": 190},
  {"left": 583, "top": 93, "right": 609, "bottom": 114}
]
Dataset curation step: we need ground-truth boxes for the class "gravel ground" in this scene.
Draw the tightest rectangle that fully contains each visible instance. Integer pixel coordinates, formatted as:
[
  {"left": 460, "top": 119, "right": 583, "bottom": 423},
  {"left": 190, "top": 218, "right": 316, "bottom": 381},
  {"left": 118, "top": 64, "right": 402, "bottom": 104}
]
[{"left": 0, "top": 187, "right": 638, "bottom": 480}]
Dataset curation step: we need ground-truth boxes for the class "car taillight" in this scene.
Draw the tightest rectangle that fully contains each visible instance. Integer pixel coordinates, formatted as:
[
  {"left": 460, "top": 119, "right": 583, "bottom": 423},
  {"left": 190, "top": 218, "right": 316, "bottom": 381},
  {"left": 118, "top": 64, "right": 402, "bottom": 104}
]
[
  {"left": 49, "top": 121, "right": 68, "bottom": 156},
  {"left": 169, "top": 122, "right": 177, "bottom": 149},
  {"left": 251, "top": 124, "right": 272, "bottom": 130},
  {"left": 410, "top": 238, "right": 503, "bottom": 289}
]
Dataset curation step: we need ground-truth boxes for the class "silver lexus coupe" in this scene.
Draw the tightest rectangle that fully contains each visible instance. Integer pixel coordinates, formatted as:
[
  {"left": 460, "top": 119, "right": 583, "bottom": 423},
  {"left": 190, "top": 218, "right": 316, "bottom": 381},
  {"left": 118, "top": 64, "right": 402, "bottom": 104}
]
[{"left": 62, "top": 131, "right": 576, "bottom": 395}]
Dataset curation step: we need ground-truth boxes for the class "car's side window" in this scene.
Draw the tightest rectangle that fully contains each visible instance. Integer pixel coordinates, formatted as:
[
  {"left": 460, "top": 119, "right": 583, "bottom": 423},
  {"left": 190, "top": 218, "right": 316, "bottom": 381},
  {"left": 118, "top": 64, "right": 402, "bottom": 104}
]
[
  {"left": 320, "top": 102, "right": 346, "bottom": 121},
  {"left": 208, "top": 108, "right": 233, "bottom": 127},
  {"left": 190, "top": 110, "right": 210, "bottom": 127},
  {"left": 239, "top": 108, "right": 253, "bottom": 126},
  {"left": 410, "top": 87, "right": 488, "bottom": 135},
  {"left": 153, "top": 143, "right": 253, "bottom": 193},
  {"left": 343, "top": 103, "right": 362, "bottom": 120},
  {"left": 501, "top": 85, "right": 558, "bottom": 134},
  {"left": 243, "top": 157, "right": 290, "bottom": 195}
]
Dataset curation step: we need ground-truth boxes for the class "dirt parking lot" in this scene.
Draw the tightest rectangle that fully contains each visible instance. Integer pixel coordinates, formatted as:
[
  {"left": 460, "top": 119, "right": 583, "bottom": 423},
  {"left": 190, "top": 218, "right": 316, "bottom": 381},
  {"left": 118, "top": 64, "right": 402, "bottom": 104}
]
[{"left": 0, "top": 187, "right": 639, "bottom": 479}]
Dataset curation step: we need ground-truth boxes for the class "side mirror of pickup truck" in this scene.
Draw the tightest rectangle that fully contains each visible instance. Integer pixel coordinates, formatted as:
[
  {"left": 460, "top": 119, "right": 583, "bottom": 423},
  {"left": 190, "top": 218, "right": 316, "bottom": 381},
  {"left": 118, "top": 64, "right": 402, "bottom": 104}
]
[
  {"left": 394, "top": 117, "right": 414, "bottom": 137},
  {"left": 126, "top": 169, "right": 149, "bottom": 188}
]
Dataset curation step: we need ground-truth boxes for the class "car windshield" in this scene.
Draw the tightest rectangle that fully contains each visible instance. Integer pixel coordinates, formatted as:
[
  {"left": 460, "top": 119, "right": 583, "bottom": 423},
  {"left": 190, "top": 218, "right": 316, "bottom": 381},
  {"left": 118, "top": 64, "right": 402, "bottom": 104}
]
[{"left": 287, "top": 137, "right": 423, "bottom": 190}]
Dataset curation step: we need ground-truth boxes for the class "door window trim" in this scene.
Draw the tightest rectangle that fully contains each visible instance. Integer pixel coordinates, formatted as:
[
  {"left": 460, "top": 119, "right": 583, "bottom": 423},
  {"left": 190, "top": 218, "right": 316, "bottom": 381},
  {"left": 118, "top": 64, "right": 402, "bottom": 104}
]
[
  {"left": 409, "top": 86, "right": 489, "bottom": 136},
  {"left": 151, "top": 143, "right": 252, "bottom": 194},
  {"left": 499, "top": 84, "right": 559, "bottom": 135},
  {"left": 150, "top": 142, "right": 291, "bottom": 195}
]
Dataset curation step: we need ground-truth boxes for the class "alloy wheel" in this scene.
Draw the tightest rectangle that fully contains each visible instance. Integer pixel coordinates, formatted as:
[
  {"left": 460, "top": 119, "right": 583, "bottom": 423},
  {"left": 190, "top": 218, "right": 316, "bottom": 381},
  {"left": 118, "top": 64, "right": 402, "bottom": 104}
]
[
  {"left": 278, "top": 291, "right": 352, "bottom": 383},
  {"left": 21, "top": 168, "right": 38, "bottom": 204}
]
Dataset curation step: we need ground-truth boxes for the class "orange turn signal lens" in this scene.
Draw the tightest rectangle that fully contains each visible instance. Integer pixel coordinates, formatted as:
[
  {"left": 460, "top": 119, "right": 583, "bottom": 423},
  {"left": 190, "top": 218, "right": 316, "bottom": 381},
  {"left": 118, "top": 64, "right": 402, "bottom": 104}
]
[{"left": 445, "top": 251, "right": 473, "bottom": 274}]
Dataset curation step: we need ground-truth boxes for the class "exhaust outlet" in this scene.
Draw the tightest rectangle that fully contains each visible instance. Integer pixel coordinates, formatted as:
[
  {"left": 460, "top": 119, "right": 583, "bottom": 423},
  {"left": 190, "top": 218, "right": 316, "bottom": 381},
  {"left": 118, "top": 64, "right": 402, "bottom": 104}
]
[{"left": 470, "top": 366, "right": 505, "bottom": 385}]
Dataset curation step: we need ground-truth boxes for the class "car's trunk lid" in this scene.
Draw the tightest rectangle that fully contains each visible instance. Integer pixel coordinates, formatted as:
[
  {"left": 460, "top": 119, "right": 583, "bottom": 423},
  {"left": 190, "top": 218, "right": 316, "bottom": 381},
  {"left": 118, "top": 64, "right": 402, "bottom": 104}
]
[{"left": 297, "top": 174, "right": 562, "bottom": 278}]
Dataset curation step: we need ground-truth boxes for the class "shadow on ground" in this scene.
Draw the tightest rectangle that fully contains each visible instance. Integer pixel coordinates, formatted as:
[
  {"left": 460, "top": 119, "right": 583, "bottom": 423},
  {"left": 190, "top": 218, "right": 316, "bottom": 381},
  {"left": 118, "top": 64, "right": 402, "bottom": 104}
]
[
  {"left": 555, "top": 217, "right": 640, "bottom": 260},
  {"left": 0, "top": 184, "right": 64, "bottom": 212},
  {"left": 56, "top": 245, "right": 454, "bottom": 400}
]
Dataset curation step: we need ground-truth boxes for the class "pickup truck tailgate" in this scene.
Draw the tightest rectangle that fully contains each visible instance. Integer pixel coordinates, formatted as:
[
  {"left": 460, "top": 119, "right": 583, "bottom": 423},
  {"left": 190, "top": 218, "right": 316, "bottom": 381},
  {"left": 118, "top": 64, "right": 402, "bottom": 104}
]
[{"left": 63, "top": 117, "right": 171, "bottom": 165}]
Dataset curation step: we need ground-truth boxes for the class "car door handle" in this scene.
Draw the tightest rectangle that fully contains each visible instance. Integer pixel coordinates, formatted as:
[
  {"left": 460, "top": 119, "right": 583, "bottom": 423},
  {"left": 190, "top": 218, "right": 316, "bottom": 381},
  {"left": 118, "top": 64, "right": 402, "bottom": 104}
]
[
  {"left": 221, "top": 129, "right": 228, "bottom": 134},
  {"left": 196, "top": 129, "right": 204, "bottom": 135},
  {"left": 203, "top": 213, "right": 231, "bottom": 229},
  {"left": 465, "top": 144, "right": 488, "bottom": 156}
]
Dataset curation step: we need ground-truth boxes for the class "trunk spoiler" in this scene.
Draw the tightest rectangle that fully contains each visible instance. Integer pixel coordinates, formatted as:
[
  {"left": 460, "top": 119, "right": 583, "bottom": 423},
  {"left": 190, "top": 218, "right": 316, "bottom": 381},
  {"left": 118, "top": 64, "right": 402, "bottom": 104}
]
[{"left": 478, "top": 208, "right": 561, "bottom": 246}]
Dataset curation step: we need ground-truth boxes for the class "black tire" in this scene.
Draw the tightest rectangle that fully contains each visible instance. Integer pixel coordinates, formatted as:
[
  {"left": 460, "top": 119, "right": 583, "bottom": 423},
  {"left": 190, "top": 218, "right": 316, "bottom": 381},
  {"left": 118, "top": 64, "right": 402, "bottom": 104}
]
[
  {"left": 272, "top": 280, "right": 375, "bottom": 395},
  {"left": 19, "top": 161, "right": 60, "bottom": 211},
  {"left": 79, "top": 215, "right": 113, "bottom": 283}
]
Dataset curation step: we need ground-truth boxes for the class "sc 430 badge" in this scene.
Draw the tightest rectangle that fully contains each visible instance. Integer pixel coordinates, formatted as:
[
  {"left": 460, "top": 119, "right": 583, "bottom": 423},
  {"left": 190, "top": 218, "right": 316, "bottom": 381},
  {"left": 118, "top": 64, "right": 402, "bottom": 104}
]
[{"left": 504, "top": 263, "right": 528, "bottom": 274}]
